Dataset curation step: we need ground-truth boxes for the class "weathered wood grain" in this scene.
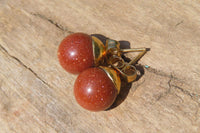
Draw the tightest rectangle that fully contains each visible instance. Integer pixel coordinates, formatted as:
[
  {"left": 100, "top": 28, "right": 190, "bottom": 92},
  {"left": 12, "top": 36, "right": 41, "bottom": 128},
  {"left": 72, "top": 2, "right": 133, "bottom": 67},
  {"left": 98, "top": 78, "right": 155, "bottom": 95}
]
[{"left": 0, "top": 0, "right": 200, "bottom": 133}]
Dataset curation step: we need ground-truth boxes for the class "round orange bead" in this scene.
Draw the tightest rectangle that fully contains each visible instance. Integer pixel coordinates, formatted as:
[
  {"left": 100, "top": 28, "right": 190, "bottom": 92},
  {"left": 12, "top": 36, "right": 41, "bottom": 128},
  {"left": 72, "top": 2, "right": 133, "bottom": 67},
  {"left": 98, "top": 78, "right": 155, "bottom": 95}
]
[
  {"left": 74, "top": 67, "right": 118, "bottom": 111},
  {"left": 58, "top": 33, "right": 94, "bottom": 74}
]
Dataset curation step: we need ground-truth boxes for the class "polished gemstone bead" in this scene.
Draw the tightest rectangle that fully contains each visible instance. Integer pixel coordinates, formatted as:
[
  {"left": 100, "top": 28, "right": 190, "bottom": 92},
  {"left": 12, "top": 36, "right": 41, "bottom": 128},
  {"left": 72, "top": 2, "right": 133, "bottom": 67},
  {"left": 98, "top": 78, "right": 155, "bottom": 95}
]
[
  {"left": 74, "top": 67, "right": 118, "bottom": 111},
  {"left": 57, "top": 33, "right": 94, "bottom": 74}
]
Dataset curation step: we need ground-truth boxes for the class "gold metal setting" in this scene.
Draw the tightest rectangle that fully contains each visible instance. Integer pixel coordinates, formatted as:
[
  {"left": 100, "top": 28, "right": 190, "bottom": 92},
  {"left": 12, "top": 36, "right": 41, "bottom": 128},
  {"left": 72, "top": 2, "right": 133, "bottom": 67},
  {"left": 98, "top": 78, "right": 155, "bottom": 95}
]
[
  {"left": 100, "top": 66, "right": 121, "bottom": 94},
  {"left": 108, "top": 55, "right": 137, "bottom": 83},
  {"left": 91, "top": 36, "right": 106, "bottom": 66},
  {"left": 92, "top": 36, "right": 147, "bottom": 86},
  {"left": 105, "top": 39, "right": 121, "bottom": 57}
]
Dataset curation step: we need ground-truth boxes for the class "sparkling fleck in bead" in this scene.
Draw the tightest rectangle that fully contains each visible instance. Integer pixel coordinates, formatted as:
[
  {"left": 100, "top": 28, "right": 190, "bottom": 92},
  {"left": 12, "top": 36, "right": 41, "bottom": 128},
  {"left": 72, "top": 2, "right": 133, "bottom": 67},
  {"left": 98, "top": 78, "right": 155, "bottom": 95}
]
[
  {"left": 74, "top": 67, "right": 118, "bottom": 111},
  {"left": 57, "top": 33, "right": 94, "bottom": 74}
]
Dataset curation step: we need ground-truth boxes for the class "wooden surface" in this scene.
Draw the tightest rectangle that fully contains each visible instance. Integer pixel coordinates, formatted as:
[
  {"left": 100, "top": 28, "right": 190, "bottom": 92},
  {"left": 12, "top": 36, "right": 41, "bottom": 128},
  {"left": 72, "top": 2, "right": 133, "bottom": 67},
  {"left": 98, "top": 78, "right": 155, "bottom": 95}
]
[{"left": 0, "top": 0, "right": 200, "bottom": 133}]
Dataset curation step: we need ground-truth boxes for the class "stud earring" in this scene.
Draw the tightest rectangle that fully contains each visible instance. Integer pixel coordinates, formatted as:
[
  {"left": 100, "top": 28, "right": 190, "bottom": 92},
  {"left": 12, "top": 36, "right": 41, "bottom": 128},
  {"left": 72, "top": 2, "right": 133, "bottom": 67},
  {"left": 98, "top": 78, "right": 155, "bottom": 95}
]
[
  {"left": 57, "top": 33, "right": 105, "bottom": 74},
  {"left": 74, "top": 66, "right": 121, "bottom": 111},
  {"left": 57, "top": 33, "right": 147, "bottom": 75},
  {"left": 73, "top": 56, "right": 140, "bottom": 112}
]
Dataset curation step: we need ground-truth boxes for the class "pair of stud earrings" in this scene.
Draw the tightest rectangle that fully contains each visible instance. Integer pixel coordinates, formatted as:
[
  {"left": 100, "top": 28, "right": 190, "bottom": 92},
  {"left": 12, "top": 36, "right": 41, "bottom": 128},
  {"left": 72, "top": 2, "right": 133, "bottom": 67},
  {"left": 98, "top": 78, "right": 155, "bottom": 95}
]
[{"left": 57, "top": 33, "right": 147, "bottom": 112}]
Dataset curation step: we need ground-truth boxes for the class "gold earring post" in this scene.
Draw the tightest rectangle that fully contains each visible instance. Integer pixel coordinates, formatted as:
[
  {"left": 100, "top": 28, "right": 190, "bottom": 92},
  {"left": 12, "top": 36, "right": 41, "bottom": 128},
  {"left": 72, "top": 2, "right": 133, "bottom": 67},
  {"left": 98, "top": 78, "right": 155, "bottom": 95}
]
[
  {"left": 91, "top": 36, "right": 147, "bottom": 83},
  {"left": 121, "top": 48, "right": 147, "bottom": 71},
  {"left": 106, "top": 39, "right": 147, "bottom": 83}
]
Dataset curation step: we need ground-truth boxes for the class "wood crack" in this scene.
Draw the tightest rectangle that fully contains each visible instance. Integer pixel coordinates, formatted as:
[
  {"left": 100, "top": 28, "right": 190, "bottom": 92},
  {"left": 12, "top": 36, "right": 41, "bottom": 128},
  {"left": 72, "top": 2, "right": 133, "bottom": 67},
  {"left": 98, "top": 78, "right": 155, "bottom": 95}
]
[
  {"left": 0, "top": 44, "right": 53, "bottom": 90},
  {"left": 168, "top": 75, "right": 200, "bottom": 104},
  {"left": 172, "top": 84, "right": 200, "bottom": 104},
  {"left": 31, "top": 13, "right": 74, "bottom": 33},
  {"left": 175, "top": 20, "right": 184, "bottom": 27},
  {"left": 155, "top": 76, "right": 172, "bottom": 101},
  {"left": 145, "top": 67, "right": 200, "bottom": 103},
  {"left": 144, "top": 66, "right": 177, "bottom": 79}
]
